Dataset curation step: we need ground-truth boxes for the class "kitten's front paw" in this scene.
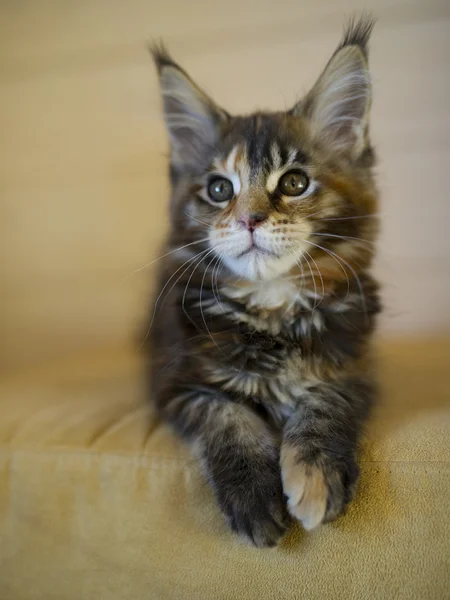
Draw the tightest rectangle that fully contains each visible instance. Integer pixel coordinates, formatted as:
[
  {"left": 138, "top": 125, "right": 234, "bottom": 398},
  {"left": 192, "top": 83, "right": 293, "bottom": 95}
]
[
  {"left": 281, "top": 444, "right": 359, "bottom": 530},
  {"left": 215, "top": 466, "right": 291, "bottom": 548}
]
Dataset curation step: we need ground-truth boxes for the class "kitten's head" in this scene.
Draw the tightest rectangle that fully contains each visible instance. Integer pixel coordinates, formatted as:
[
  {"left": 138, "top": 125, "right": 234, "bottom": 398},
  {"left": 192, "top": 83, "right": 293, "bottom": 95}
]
[{"left": 153, "top": 17, "right": 378, "bottom": 284}]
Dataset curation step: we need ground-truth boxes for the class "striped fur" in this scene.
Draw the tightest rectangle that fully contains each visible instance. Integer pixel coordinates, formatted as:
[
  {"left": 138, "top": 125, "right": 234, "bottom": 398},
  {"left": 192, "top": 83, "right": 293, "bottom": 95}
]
[{"left": 146, "top": 17, "right": 380, "bottom": 547}]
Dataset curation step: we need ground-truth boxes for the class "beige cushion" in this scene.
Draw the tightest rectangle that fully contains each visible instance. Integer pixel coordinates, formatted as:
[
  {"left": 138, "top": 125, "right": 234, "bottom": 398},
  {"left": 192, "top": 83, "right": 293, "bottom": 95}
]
[{"left": 0, "top": 339, "right": 449, "bottom": 599}]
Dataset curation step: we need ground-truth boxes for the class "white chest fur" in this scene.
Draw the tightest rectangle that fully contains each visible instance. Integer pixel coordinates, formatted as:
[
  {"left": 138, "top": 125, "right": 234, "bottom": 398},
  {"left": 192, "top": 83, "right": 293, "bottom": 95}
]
[
  {"left": 218, "top": 277, "right": 324, "bottom": 339},
  {"left": 249, "top": 279, "right": 311, "bottom": 311},
  {"left": 225, "top": 278, "right": 316, "bottom": 312}
]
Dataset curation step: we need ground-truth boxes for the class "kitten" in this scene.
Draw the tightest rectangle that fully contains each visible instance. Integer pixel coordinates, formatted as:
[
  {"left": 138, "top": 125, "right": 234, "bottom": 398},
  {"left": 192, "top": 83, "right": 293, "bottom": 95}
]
[{"left": 147, "top": 17, "right": 380, "bottom": 547}]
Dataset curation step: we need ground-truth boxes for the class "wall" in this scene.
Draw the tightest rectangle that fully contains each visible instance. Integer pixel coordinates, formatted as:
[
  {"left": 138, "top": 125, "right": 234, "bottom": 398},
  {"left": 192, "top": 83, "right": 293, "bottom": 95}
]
[{"left": 1, "top": 0, "right": 449, "bottom": 371}]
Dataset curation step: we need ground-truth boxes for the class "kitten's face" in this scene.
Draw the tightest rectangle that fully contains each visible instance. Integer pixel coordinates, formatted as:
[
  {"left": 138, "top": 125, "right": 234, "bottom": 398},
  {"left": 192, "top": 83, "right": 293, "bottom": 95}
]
[
  {"left": 190, "top": 115, "right": 315, "bottom": 281},
  {"left": 185, "top": 113, "right": 376, "bottom": 282},
  {"left": 153, "top": 23, "right": 378, "bottom": 284}
]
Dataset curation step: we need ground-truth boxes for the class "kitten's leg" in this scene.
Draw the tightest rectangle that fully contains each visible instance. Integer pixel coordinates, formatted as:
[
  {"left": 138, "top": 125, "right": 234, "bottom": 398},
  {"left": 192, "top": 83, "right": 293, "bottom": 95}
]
[
  {"left": 281, "top": 377, "right": 375, "bottom": 530},
  {"left": 162, "top": 388, "right": 290, "bottom": 547}
]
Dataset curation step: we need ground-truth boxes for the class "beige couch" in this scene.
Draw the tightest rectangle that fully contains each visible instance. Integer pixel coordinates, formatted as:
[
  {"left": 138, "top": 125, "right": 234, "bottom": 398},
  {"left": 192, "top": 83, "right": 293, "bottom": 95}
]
[
  {"left": 1, "top": 339, "right": 449, "bottom": 599},
  {"left": 1, "top": 1, "right": 450, "bottom": 598}
]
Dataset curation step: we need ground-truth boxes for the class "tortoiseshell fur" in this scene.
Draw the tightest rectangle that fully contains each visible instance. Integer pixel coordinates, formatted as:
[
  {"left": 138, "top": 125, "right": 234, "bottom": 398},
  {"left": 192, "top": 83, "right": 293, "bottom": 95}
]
[{"left": 146, "top": 17, "right": 381, "bottom": 547}]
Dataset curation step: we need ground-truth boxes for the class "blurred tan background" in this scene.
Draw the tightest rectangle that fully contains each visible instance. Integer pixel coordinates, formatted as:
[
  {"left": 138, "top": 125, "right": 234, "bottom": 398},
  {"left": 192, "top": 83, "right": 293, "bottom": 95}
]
[{"left": 1, "top": 0, "right": 449, "bottom": 374}]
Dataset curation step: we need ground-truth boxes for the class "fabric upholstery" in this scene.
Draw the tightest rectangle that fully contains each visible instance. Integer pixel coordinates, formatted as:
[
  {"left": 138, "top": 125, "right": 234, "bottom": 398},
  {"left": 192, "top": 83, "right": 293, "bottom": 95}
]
[{"left": 0, "top": 339, "right": 449, "bottom": 599}]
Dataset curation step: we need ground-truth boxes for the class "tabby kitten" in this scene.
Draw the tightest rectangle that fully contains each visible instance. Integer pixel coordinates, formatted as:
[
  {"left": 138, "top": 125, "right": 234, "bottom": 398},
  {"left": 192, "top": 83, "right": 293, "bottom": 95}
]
[{"left": 147, "top": 17, "right": 380, "bottom": 547}]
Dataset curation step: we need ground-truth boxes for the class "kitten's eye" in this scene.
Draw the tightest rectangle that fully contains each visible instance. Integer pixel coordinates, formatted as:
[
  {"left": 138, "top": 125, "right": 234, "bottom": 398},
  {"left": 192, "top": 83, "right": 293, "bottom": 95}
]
[
  {"left": 208, "top": 177, "right": 234, "bottom": 203},
  {"left": 278, "top": 170, "right": 309, "bottom": 197}
]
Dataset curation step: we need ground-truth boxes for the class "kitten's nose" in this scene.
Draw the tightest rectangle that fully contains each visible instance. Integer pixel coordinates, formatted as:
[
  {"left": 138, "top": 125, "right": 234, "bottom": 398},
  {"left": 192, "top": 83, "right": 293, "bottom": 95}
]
[{"left": 238, "top": 212, "right": 268, "bottom": 232}]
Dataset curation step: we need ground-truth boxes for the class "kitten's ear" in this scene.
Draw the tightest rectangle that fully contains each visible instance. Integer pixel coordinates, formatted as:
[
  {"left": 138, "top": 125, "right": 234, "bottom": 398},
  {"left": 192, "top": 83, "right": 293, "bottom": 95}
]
[
  {"left": 294, "top": 17, "right": 374, "bottom": 158},
  {"left": 151, "top": 43, "right": 229, "bottom": 170}
]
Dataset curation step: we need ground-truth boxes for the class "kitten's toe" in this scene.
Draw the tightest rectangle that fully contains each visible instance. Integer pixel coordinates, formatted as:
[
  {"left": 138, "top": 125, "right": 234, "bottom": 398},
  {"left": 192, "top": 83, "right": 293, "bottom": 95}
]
[
  {"left": 282, "top": 459, "right": 328, "bottom": 530},
  {"left": 281, "top": 444, "right": 358, "bottom": 530},
  {"left": 228, "top": 500, "right": 290, "bottom": 548}
]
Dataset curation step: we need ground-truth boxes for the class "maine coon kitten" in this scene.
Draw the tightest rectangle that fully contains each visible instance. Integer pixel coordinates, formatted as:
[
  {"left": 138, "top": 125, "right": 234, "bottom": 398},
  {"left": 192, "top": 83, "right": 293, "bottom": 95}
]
[{"left": 147, "top": 17, "right": 380, "bottom": 547}]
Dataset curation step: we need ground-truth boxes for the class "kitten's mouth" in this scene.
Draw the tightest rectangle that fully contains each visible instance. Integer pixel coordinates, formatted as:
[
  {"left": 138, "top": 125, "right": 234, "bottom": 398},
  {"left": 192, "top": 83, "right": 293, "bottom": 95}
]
[{"left": 238, "top": 244, "right": 277, "bottom": 258}]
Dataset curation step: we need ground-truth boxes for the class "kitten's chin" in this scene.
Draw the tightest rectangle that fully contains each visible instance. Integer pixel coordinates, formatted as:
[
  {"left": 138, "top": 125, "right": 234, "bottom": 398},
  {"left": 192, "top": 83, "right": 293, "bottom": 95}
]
[{"left": 223, "top": 252, "right": 297, "bottom": 281}]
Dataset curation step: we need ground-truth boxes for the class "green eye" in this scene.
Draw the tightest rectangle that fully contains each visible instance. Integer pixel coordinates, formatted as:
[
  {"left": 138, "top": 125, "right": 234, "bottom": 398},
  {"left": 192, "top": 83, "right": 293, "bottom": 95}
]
[
  {"left": 208, "top": 177, "right": 234, "bottom": 203},
  {"left": 278, "top": 170, "right": 309, "bottom": 197}
]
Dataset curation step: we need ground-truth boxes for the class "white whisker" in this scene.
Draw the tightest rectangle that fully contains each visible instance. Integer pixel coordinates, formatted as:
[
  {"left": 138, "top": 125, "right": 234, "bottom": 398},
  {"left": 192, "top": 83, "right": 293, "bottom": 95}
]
[
  {"left": 312, "top": 232, "right": 376, "bottom": 248},
  {"left": 211, "top": 254, "right": 226, "bottom": 313},
  {"left": 305, "top": 239, "right": 367, "bottom": 323},
  {"left": 184, "top": 213, "right": 212, "bottom": 228},
  {"left": 303, "top": 249, "right": 325, "bottom": 308},
  {"left": 200, "top": 254, "right": 224, "bottom": 353},
  {"left": 285, "top": 249, "right": 306, "bottom": 312},
  {"left": 319, "top": 214, "right": 381, "bottom": 222},
  {"left": 301, "top": 251, "right": 319, "bottom": 310},
  {"left": 181, "top": 247, "right": 216, "bottom": 330},
  {"left": 121, "top": 237, "right": 209, "bottom": 284},
  {"left": 304, "top": 210, "right": 325, "bottom": 220},
  {"left": 138, "top": 247, "right": 210, "bottom": 350}
]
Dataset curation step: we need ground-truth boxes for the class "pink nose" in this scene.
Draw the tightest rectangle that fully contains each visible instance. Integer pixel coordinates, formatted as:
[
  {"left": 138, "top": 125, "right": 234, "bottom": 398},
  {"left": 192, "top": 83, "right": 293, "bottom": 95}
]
[{"left": 238, "top": 213, "right": 268, "bottom": 232}]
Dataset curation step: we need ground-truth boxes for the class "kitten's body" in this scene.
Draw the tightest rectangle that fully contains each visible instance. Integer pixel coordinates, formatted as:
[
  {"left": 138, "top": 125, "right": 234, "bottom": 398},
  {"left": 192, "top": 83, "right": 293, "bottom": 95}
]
[{"left": 147, "top": 18, "right": 381, "bottom": 546}]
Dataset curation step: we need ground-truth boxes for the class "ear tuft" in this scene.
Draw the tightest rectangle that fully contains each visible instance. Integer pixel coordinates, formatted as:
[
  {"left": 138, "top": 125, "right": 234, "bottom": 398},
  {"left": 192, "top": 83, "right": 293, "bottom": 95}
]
[
  {"left": 149, "top": 41, "right": 178, "bottom": 74},
  {"left": 335, "top": 14, "right": 375, "bottom": 59},
  {"left": 150, "top": 42, "right": 229, "bottom": 171},
  {"left": 293, "top": 16, "right": 375, "bottom": 159}
]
